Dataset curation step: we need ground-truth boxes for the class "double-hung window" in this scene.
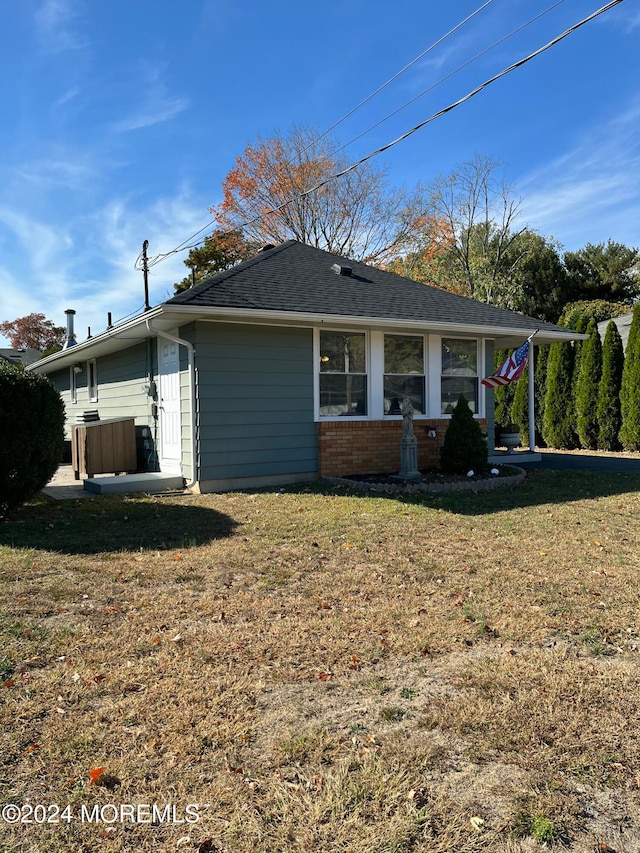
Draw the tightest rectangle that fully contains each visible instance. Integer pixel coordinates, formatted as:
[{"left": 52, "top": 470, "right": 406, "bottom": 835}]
[
  {"left": 319, "top": 330, "right": 367, "bottom": 416},
  {"left": 441, "top": 338, "right": 478, "bottom": 413},
  {"left": 384, "top": 334, "right": 425, "bottom": 414}
]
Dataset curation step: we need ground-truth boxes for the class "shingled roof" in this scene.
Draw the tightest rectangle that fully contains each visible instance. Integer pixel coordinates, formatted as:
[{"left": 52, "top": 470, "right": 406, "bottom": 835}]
[{"left": 166, "top": 239, "right": 566, "bottom": 338}]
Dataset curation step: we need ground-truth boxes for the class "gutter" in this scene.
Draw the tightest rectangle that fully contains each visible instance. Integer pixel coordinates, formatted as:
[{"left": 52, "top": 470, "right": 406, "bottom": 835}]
[{"left": 146, "top": 319, "right": 198, "bottom": 491}]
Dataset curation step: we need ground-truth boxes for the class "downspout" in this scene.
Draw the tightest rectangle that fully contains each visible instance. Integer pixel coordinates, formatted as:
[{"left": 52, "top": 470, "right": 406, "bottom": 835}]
[{"left": 146, "top": 320, "right": 198, "bottom": 490}]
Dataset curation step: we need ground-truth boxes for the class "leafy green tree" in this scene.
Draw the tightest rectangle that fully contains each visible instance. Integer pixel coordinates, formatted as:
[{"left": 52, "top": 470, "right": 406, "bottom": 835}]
[
  {"left": 597, "top": 321, "right": 624, "bottom": 451},
  {"left": 173, "top": 230, "right": 256, "bottom": 293},
  {"left": 619, "top": 302, "right": 640, "bottom": 450},
  {"left": 0, "top": 362, "right": 64, "bottom": 517},
  {"left": 440, "top": 394, "right": 488, "bottom": 474},
  {"left": 509, "top": 232, "right": 569, "bottom": 322},
  {"left": 559, "top": 299, "right": 630, "bottom": 329},
  {"left": 564, "top": 241, "right": 640, "bottom": 304},
  {"left": 543, "top": 335, "right": 577, "bottom": 449},
  {"left": 575, "top": 319, "right": 602, "bottom": 449}
]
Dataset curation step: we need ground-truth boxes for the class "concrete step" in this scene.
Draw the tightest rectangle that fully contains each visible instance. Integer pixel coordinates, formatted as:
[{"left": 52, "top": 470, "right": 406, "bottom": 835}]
[{"left": 84, "top": 472, "right": 184, "bottom": 495}]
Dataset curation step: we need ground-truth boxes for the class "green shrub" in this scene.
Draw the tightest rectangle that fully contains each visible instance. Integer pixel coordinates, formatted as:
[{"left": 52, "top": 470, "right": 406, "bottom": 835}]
[
  {"left": 542, "top": 338, "right": 577, "bottom": 449},
  {"left": 575, "top": 318, "right": 602, "bottom": 449},
  {"left": 493, "top": 349, "right": 516, "bottom": 432},
  {"left": 440, "top": 394, "right": 488, "bottom": 474},
  {"left": 619, "top": 302, "right": 640, "bottom": 451},
  {"left": 534, "top": 344, "right": 549, "bottom": 446},
  {"left": 0, "top": 362, "right": 65, "bottom": 517},
  {"left": 510, "top": 363, "right": 529, "bottom": 444},
  {"left": 597, "top": 320, "right": 624, "bottom": 451}
]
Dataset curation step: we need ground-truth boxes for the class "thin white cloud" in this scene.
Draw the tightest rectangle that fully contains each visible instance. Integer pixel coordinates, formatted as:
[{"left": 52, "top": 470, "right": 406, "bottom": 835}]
[
  {"left": 110, "top": 96, "right": 189, "bottom": 134},
  {"left": 109, "top": 61, "right": 188, "bottom": 134},
  {"left": 34, "top": 0, "right": 87, "bottom": 53},
  {"left": 518, "top": 99, "right": 640, "bottom": 248},
  {"left": 0, "top": 188, "right": 212, "bottom": 346}
]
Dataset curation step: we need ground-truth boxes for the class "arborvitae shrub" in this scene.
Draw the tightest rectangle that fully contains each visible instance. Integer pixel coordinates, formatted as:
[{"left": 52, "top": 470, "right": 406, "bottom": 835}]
[
  {"left": 534, "top": 344, "right": 549, "bottom": 446},
  {"left": 0, "top": 362, "right": 65, "bottom": 517},
  {"left": 597, "top": 321, "right": 624, "bottom": 451},
  {"left": 440, "top": 394, "right": 488, "bottom": 474},
  {"left": 511, "top": 365, "right": 529, "bottom": 444},
  {"left": 493, "top": 349, "right": 516, "bottom": 432},
  {"left": 542, "top": 339, "right": 577, "bottom": 449},
  {"left": 575, "top": 318, "right": 602, "bottom": 450},
  {"left": 619, "top": 302, "right": 640, "bottom": 451}
]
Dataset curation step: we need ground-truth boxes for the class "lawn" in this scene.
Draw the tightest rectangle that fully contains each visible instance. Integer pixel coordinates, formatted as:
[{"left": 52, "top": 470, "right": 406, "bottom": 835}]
[{"left": 1, "top": 470, "right": 639, "bottom": 852}]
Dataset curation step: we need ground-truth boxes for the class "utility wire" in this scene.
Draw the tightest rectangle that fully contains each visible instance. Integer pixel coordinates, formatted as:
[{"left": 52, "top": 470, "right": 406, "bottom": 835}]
[
  {"left": 298, "top": 0, "right": 496, "bottom": 153},
  {"left": 142, "top": 0, "right": 496, "bottom": 266},
  {"left": 332, "top": 0, "right": 567, "bottom": 159},
  {"left": 145, "top": 0, "right": 622, "bottom": 269}
]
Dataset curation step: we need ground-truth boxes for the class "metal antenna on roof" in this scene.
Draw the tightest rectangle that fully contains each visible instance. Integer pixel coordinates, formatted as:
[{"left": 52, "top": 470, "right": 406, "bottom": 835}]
[{"left": 142, "top": 240, "right": 151, "bottom": 311}]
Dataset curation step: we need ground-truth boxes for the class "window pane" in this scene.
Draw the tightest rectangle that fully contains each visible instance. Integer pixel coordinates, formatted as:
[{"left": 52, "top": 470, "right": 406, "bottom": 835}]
[
  {"left": 441, "top": 377, "right": 477, "bottom": 414},
  {"left": 441, "top": 339, "right": 477, "bottom": 376},
  {"left": 384, "top": 376, "right": 425, "bottom": 414},
  {"left": 320, "top": 331, "right": 365, "bottom": 374},
  {"left": 384, "top": 335, "right": 423, "bottom": 374},
  {"left": 320, "top": 375, "right": 367, "bottom": 416}
]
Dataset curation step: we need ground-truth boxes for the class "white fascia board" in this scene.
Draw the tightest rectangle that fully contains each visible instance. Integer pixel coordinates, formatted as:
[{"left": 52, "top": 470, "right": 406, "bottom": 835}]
[{"left": 166, "top": 305, "right": 582, "bottom": 344}]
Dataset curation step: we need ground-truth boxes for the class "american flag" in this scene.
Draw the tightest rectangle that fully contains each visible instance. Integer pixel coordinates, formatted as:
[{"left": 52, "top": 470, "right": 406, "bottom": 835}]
[{"left": 481, "top": 335, "right": 534, "bottom": 389}]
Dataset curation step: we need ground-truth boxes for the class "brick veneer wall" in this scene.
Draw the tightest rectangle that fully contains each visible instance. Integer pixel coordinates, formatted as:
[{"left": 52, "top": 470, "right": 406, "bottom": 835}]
[{"left": 318, "top": 419, "right": 488, "bottom": 477}]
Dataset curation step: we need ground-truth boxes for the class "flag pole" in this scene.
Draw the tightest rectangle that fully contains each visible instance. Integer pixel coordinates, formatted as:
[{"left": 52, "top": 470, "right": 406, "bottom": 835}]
[{"left": 528, "top": 330, "right": 539, "bottom": 452}]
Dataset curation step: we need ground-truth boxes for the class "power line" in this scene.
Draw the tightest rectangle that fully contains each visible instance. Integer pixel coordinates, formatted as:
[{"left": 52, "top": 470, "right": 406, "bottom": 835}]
[
  {"left": 145, "top": 0, "right": 623, "bottom": 269},
  {"left": 142, "top": 1, "right": 497, "bottom": 267},
  {"left": 332, "top": 0, "right": 568, "bottom": 159}
]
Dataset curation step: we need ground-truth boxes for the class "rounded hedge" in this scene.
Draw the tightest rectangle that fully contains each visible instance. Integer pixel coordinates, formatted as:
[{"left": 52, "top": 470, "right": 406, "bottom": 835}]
[
  {"left": 440, "top": 394, "right": 488, "bottom": 474},
  {"left": 0, "top": 362, "right": 65, "bottom": 517}
]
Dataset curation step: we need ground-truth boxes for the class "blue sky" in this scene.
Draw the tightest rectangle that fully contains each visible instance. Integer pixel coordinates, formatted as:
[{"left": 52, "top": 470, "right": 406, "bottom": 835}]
[{"left": 0, "top": 0, "right": 638, "bottom": 345}]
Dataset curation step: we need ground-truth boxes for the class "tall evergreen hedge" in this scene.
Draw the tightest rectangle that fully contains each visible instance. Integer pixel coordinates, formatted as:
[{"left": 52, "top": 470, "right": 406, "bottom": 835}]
[
  {"left": 493, "top": 349, "right": 517, "bottom": 432},
  {"left": 619, "top": 302, "right": 640, "bottom": 451},
  {"left": 575, "top": 319, "right": 602, "bottom": 450},
  {"left": 597, "top": 321, "right": 624, "bottom": 451},
  {"left": 542, "top": 338, "right": 577, "bottom": 449},
  {"left": 510, "top": 361, "right": 529, "bottom": 444},
  {"left": 0, "top": 362, "right": 65, "bottom": 517},
  {"left": 534, "top": 345, "right": 549, "bottom": 446}
]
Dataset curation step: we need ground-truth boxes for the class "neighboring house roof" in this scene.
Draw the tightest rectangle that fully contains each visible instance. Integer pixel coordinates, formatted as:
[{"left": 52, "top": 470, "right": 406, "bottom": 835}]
[
  {"left": 29, "top": 240, "right": 582, "bottom": 374},
  {"left": 597, "top": 312, "right": 633, "bottom": 352},
  {"left": 0, "top": 347, "right": 42, "bottom": 366}
]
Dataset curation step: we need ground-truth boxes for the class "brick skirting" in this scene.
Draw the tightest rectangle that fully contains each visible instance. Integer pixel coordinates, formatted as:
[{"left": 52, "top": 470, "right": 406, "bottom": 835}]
[{"left": 318, "top": 419, "right": 487, "bottom": 477}]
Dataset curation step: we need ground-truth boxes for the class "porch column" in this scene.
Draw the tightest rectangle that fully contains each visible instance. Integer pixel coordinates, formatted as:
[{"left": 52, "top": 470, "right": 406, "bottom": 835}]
[{"left": 528, "top": 343, "right": 536, "bottom": 452}]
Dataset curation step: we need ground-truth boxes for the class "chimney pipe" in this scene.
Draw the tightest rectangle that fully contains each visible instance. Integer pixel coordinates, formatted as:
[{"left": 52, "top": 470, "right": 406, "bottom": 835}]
[{"left": 62, "top": 309, "right": 77, "bottom": 349}]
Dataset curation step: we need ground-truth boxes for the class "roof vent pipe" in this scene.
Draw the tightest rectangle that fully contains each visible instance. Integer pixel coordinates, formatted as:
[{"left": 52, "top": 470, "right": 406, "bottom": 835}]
[
  {"left": 331, "top": 263, "right": 352, "bottom": 277},
  {"left": 62, "top": 309, "right": 77, "bottom": 349}
]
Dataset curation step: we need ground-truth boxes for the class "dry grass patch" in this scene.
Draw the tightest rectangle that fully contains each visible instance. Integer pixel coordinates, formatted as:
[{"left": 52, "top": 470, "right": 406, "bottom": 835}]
[{"left": 1, "top": 470, "right": 639, "bottom": 851}]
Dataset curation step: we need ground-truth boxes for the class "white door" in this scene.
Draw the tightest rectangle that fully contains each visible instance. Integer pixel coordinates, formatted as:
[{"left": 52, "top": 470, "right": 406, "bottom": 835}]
[{"left": 158, "top": 339, "right": 182, "bottom": 473}]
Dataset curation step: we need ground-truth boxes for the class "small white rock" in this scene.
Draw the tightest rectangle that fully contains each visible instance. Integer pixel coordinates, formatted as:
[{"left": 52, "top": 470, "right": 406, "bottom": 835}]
[
  {"left": 490, "top": 468, "right": 499, "bottom": 476},
  {"left": 466, "top": 470, "right": 474, "bottom": 477}
]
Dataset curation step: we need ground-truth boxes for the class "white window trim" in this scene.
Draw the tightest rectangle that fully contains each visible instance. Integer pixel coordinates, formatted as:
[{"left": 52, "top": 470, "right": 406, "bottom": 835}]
[
  {"left": 315, "top": 329, "right": 485, "bottom": 421},
  {"left": 381, "top": 331, "right": 427, "bottom": 419},
  {"left": 437, "top": 336, "right": 484, "bottom": 419},
  {"left": 314, "top": 328, "right": 370, "bottom": 421},
  {"left": 87, "top": 358, "right": 98, "bottom": 403}
]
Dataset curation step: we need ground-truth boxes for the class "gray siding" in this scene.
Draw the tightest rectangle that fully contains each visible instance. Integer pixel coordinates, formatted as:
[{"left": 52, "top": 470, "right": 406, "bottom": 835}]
[
  {"left": 195, "top": 322, "right": 317, "bottom": 483},
  {"left": 50, "top": 342, "right": 157, "bottom": 470}
]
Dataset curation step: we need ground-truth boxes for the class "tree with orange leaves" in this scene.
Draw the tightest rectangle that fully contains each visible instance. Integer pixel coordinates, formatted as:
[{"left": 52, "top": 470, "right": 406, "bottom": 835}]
[{"left": 212, "top": 126, "right": 421, "bottom": 266}]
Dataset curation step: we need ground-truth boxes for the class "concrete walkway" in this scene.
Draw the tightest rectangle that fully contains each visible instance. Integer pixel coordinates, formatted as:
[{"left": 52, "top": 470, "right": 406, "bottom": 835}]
[{"left": 42, "top": 465, "right": 185, "bottom": 500}]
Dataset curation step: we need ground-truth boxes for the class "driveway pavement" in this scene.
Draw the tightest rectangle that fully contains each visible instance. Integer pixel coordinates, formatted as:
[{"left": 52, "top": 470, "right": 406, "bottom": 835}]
[{"left": 518, "top": 450, "right": 640, "bottom": 473}]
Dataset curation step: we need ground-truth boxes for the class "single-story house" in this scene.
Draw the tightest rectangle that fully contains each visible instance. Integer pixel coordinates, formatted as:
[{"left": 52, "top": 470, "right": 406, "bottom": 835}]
[{"left": 29, "top": 240, "right": 580, "bottom": 492}]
